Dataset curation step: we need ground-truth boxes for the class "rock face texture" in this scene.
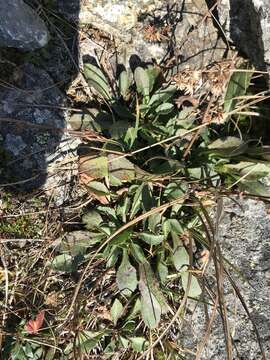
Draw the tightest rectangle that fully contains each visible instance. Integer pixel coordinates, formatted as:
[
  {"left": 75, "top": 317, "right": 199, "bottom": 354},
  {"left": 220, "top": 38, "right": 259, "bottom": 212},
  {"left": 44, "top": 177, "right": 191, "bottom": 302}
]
[
  {"left": 58, "top": 0, "right": 227, "bottom": 70},
  {"left": 0, "top": 64, "right": 80, "bottom": 204},
  {"left": 181, "top": 198, "right": 270, "bottom": 359},
  {"left": 0, "top": 0, "right": 49, "bottom": 50},
  {"left": 218, "top": 0, "right": 270, "bottom": 71}
]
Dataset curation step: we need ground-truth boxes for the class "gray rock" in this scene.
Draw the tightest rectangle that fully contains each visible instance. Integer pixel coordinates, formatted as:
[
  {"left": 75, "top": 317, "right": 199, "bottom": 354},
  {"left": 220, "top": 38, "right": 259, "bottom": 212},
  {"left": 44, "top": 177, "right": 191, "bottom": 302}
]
[
  {"left": 0, "top": 0, "right": 49, "bottom": 51},
  {"left": 59, "top": 0, "right": 227, "bottom": 70},
  {"left": 0, "top": 64, "right": 81, "bottom": 205},
  {"left": 218, "top": 0, "right": 270, "bottom": 72},
  {"left": 180, "top": 197, "right": 270, "bottom": 359}
]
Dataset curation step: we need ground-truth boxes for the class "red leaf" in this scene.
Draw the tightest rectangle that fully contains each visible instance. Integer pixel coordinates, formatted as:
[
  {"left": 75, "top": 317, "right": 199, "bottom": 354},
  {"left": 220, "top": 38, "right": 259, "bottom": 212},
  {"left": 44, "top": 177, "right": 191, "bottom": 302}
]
[{"left": 25, "top": 310, "right": 45, "bottom": 334}]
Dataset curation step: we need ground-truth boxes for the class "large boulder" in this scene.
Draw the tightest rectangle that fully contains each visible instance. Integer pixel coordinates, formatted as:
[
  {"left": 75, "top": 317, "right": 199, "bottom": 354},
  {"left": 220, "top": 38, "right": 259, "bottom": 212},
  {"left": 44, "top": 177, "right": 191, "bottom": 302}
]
[
  {"left": 180, "top": 197, "right": 270, "bottom": 359},
  {"left": 0, "top": 0, "right": 49, "bottom": 51},
  {"left": 58, "top": 0, "right": 228, "bottom": 70},
  {"left": 218, "top": 0, "right": 270, "bottom": 71},
  {"left": 0, "top": 64, "right": 80, "bottom": 205}
]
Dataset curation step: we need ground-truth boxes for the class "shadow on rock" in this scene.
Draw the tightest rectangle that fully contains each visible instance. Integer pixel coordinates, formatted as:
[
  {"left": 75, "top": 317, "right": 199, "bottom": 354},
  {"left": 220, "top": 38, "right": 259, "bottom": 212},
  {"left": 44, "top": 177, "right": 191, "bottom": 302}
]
[{"left": 0, "top": 0, "right": 80, "bottom": 204}]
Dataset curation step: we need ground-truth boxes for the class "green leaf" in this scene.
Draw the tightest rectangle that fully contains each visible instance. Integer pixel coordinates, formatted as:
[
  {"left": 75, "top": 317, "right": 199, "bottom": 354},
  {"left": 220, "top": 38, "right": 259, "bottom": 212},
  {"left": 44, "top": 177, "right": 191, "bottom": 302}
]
[
  {"left": 163, "top": 219, "right": 183, "bottom": 238},
  {"left": 149, "top": 85, "right": 176, "bottom": 107},
  {"left": 96, "top": 206, "right": 117, "bottom": 221},
  {"left": 141, "top": 183, "right": 155, "bottom": 211},
  {"left": 110, "top": 228, "right": 132, "bottom": 246},
  {"left": 76, "top": 330, "right": 104, "bottom": 353},
  {"left": 134, "top": 67, "right": 150, "bottom": 98},
  {"left": 130, "top": 243, "right": 147, "bottom": 263},
  {"left": 155, "top": 102, "right": 174, "bottom": 114},
  {"left": 139, "top": 277, "right": 161, "bottom": 328},
  {"left": 239, "top": 179, "right": 270, "bottom": 197},
  {"left": 130, "top": 337, "right": 149, "bottom": 352},
  {"left": 139, "top": 262, "right": 168, "bottom": 315},
  {"left": 222, "top": 161, "right": 270, "bottom": 179},
  {"left": 164, "top": 182, "right": 188, "bottom": 200},
  {"left": 111, "top": 298, "right": 123, "bottom": 325},
  {"left": 82, "top": 211, "right": 103, "bottom": 230},
  {"left": 119, "top": 336, "right": 130, "bottom": 349},
  {"left": 119, "top": 70, "right": 130, "bottom": 98},
  {"left": 208, "top": 137, "right": 247, "bottom": 157},
  {"left": 157, "top": 261, "right": 168, "bottom": 284},
  {"left": 59, "top": 231, "right": 105, "bottom": 256},
  {"left": 79, "top": 155, "right": 108, "bottom": 179},
  {"left": 105, "top": 246, "right": 121, "bottom": 268},
  {"left": 148, "top": 213, "right": 162, "bottom": 233},
  {"left": 172, "top": 232, "right": 189, "bottom": 271},
  {"left": 224, "top": 68, "right": 253, "bottom": 115},
  {"left": 146, "top": 64, "right": 161, "bottom": 92},
  {"left": 127, "top": 297, "right": 141, "bottom": 319},
  {"left": 108, "top": 154, "right": 135, "bottom": 183},
  {"left": 116, "top": 250, "right": 138, "bottom": 296},
  {"left": 130, "top": 183, "right": 144, "bottom": 219},
  {"left": 84, "top": 63, "right": 111, "bottom": 100},
  {"left": 51, "top": 254, "right": 76, "bottom": 273},
  {"left": 139, "top": 232, "right": 164, "bottom": 245},
  {"left": 86, "top": 181, "right": 109, "bottom": 196},
  {"left": 117, "top": 196, "right": 131, "bottom": 223},
  {"left": 108, "top": 121, "right": 131, "bottom": 140},
  {"left": 181, "top": 272, "right": 201, "bottom": 298}
]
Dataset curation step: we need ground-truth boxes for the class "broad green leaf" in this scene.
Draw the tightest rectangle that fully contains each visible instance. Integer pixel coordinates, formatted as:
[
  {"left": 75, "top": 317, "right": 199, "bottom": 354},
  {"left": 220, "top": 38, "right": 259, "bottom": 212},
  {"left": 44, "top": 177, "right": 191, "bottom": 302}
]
[
  {"left": 96, "top": 206, "right": 117, "bottom": 221},
  {"left": 110, "top": 228, "right": 132, "bottom": 246},
  {"left": 146, "top": 64, "right": 161, "bottom": 92},
  {"left": 111, "top": 298, "right": 123, "bottom": 325},
  {"left": 148, "top": 213, "right": 162, "bottom": 233},
  {"left": 116, "top": 250, "right": 138, "bottom": 296},
  {"left": 148, "top": 85, "right": 176, "bottom": 106},
  {"left": 108, "top": 154, "right": 135, "bottom": 183},
  {"left": 141, "top": 183, "right": 155, "bottom": 211},
  {"left": 130, "top": 337, "right": 149, "bottom": 352},
  {"left": 117, "top": 196, "right": 131, "bottom": 223},
  {"left": 224, "top": 68, "right": 253, "bottom": 115},
  {"left": 69, "top": 112, "right": 101, "bottom": 131},
  {"left": 130, "top": 183, "right": 144, "bottom": 219},
  {"left": 181, "top": 272, "right": 201, "bottom": 298},
  {"left": 130, "top": 243, "right": 147, "bottom": 263},
  {"left": 239, "top": 179, "right": 270, "bottom": 197},
  {"left": 108, "top": 121, "right": 131, "bottom": 140},
  {"left": 177, "top": 106, "right": 197, "bottom": 129},
  {"left": 139, "top": 262, "right": 168, "bottom": 314},
  {"left": 164, "top": 182, "right": 188, "bottom": 200},
  {"left": 105, "top": 246, "right": 121, "bottom": 268},
  {"left": 208, "top": 137, "right": 247, "bottom": 157},
  {"left": 82, "top": 211, "right": 103, "bottom": 230},
  {"left": 59, "top": 230, "right": 105, "bottom": 256},
  {"left": 222, "top": 162, "right": 270, "bottom": 179},
  {"left": 79, "top": 155, "right": 108, "bottom": 179},
  {"left": 51, "top": 254, "right": 75, "bottom": 273},
  {"left": 127, "top": 297, "right": 141, "bottom": 319},
  {"left": 86, "top": 181, "right": 109, "bottom": 196},
  {"left": 84, "top": 63, "right": 111, "bottom": 100},
  {"left": 134, "top": 67, "right": 150, "bottom": 97},
  {"left": 119, "top": 336, "right": 129, "bottom": 349},
  {"left": 139, "top": 276, "right": 161, "bottom": 328},
  {"left": 139, "top": 232, "right": 164, "bottom": 245},
  {"left": 119, "top": 70, "right": 130, "bottom": 98},
  {"left": 155, "top": 102, "right": 174, "bottom": 114},
  {"left": 157, "top": 260, "right": 168, "bottom": 284},
  {"left": 76, "top": 330, "right": 104, "bottom": 353},
  {"left": 163, "top": 219, "right": 183, "bottom": 238},
  {"left": 172, "top": 232, "right": 189, "bottom": 271}
]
